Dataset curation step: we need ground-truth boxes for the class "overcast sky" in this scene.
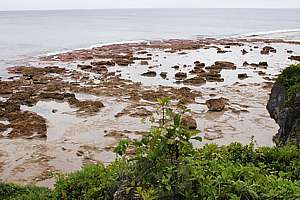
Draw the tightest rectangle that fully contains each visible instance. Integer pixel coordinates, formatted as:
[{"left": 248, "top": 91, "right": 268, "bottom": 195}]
[{"left": 0, "top": 0, "right": 300, "bottom": 11}]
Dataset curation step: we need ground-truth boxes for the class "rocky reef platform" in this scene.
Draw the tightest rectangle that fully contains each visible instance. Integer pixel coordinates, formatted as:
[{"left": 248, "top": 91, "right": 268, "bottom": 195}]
[{"left": 0, "top": 37, "right": 299, "bottom": 187}]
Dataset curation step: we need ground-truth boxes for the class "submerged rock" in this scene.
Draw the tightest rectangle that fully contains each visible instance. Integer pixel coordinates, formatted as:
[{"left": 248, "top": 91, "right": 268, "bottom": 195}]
[{"left": 206, "top": 98, "right": 226, "bottom": 111}]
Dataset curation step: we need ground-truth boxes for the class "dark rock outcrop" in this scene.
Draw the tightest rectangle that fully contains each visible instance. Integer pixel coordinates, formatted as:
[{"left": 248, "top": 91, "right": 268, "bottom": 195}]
[
  {"left": 267, "top": 84, "right": 300, "bottom": 146},
  {"left": 267, "top": 64, "right": 300, "bottom": 146}
]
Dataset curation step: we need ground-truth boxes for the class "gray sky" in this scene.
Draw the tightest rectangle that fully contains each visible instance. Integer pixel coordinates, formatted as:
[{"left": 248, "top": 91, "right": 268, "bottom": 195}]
[{"left": 0, "top": 0, "right": 300, "bottom": 11}]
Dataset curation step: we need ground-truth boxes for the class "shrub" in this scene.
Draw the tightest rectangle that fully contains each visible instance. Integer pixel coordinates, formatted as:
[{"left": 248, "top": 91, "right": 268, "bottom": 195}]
[
  {"left": 1, "top": 98, "right": 300, "bottom": 199},
  {"left": 276, "top": 63, "right": 300, "bottom": 104},
  {"left": 0, "top": 182, "right": 52, "bottom": 199}
]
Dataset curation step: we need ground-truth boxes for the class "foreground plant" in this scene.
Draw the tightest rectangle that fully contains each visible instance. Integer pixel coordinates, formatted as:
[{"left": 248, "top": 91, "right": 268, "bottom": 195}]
[{"left": 1, "top": 98, "right": 300, "bottom": 199}]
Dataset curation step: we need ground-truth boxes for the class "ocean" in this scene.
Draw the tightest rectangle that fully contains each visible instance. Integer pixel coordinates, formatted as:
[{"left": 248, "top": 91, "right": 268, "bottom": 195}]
[{"left": 0, "top": 8, "right": 300, "bottom": 71}]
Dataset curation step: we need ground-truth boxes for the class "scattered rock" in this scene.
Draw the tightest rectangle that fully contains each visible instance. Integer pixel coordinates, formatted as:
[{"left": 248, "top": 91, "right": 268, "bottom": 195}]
[
  {"left": 160, "top": 72, "right": 167, "bottom": 79},
  {"left": 69, "top": 99, "right": 104, "bottom": 115},
  {"left": 261, "top": 46, "right": 276, "bottom": 54},
  {"left": 175, "top": 72, "right": 187, "bottom": 80},
  {"left": 137, "top": 50, "right": 148, "bottom": 54},
  {"left": 183, "top": 76, "right": 206, "bottom": 85},
  {"left": 206, "top": 98, "right": 226, "bottom": 111},
  {"left": 7, "top": 66, "right": 65, "bottom": 76},
  {"left": 172, "top": 65, "right": 180, "bottom": 70},
  {"left": 92, "top": 66, "right": 108, "bottom": 74},
  {"left": 105, "top": 130, "right": 128, "bottom": 139},
  {"left": 141, "top": 71, "right": 157, "bottom": 77},
  {"left": 182, "top": 115, "right": 197, "bottom": 130},
  {"left": 243, "top": 61, "right": 249, "bottom": 66},
  {"left": 52, "top": 109, "right": 58, "bottom": 113},
  {"left": 77, "top": 64, "right": 93, "bottom": 70},
  {"left": 238, "top": 73, "right": 248, "bottom": 79},
  {"left": 259, "top": 62, "right": 268, "bottom": 67},
  {"left": 213, "top": 61, "right": 236, "bottom": 70},
  {"left": 140, "top": 61, "right": 149, "bottom": 65},
  {"left": 0, "top": 123, "right": 7, "bottom": 132},
  {"left": 206, "top": 72, "right": 224, "bottom": 82},
  {"left": 288, "top": 55, "right": 300, "bottom": 62},
  {"left": 217, "top": 49, "right": 230, "bottom": 54},
  {"left": 76, "top": 150, "right": 84, "bottom": 157},
  {"left": 91, "top": 60, "right": 115, "bottom": 66},
  {"left": 242, "top": 49, "right": 248, "bottom": 55}
]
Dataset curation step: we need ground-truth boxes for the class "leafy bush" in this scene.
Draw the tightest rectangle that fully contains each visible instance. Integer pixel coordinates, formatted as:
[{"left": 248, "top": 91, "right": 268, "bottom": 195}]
[
  {"left": 1, "top": 98, "right": 300, "bottom": 199},
  {"left": 276, "top": 63, "right": 300, "bottom": 103},
  {"left": 0, "top": 182, "right": 52, "bottom": 199}
]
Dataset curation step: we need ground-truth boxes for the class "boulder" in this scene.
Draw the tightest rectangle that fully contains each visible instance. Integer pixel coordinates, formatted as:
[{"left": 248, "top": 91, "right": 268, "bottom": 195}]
[
  {"left": 206, "top": 98, "right": 226, "bottom": 111},
  {"left": 182, "top": 115, "right": 197, "bottom": 129},
  {"left": 213, "top": 61, "right": 236, "bottom": 70}
]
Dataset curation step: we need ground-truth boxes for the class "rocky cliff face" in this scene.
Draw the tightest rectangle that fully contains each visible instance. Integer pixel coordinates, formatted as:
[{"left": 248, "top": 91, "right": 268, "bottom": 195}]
[{"left": 267, "top": 64, "right": 300, "bottom": 146}]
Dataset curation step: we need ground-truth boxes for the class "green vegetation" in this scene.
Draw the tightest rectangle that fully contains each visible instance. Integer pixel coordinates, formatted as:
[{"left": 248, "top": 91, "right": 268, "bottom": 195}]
[
  {"left": 276, "top": 63, "right": 300, "bottom": 104},
  {"left": 1, "top": 98, "right": 300, "bottom": 199}
]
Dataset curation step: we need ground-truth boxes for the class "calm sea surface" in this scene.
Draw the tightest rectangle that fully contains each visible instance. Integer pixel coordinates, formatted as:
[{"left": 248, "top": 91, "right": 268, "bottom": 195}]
[{"left": 0, "top": 8, "right": 299, "bottom": 72}]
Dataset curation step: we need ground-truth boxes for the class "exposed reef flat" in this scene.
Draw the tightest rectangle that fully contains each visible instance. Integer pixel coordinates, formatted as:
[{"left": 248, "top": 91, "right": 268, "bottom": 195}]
[{"left": 0, "top": 37, "right": 299, "bottom": 187}]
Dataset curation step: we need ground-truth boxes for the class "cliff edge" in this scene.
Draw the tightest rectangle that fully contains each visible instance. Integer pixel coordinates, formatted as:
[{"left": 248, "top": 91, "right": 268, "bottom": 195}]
[{"left": 267, "top": 64, "right": 300, "bottom": 146}]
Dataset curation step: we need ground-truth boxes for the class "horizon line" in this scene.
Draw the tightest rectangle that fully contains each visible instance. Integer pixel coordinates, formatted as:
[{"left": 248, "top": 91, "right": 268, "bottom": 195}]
[{"left": 1, "top": 7, "right": 300, "bottom": 12}]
